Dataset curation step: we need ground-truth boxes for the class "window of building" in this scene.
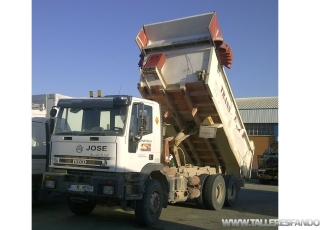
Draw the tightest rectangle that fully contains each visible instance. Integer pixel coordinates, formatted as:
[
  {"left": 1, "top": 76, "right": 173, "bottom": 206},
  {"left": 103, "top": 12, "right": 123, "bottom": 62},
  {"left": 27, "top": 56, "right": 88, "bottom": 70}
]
[{"left": 244, "top": 123, "right": 275, "bottom": 136}]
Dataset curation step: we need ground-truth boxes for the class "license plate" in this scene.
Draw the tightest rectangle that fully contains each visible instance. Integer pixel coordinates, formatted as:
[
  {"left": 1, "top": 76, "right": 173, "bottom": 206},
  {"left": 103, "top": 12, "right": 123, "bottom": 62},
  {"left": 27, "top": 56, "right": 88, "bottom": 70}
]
[{"left": 68, "top": 184, "right": 94, "bottom": 192}]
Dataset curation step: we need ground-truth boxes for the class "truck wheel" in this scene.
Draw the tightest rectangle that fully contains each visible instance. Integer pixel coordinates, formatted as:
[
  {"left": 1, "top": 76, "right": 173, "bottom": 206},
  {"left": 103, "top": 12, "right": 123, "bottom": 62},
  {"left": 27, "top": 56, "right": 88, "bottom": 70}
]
[
  {"left": 195, "top": 174, "right": 209, "bottom": 209},
  {"left": 135, "top": 179, "right": 163, "bottom": 226},
  {"left": 67, "top": 197, "right": 96, "bottom": 215},
  {"left": 223, "top": 175, "right": 239, "bottom": 207},
  {"left": 204, "top": 175, "right": 226, "bottom": 210},
  {"left": 32, "top": 181, "right": 41, "bottom": 202}
]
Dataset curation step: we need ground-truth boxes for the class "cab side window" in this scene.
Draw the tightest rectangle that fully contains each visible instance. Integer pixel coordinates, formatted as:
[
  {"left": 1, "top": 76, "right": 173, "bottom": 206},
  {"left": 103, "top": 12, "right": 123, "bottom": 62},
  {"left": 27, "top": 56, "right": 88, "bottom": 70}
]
[
  {"left": 139, "top": 105, "right": 152, "bottom": 135},
  {"left": 128, "top": 103, "right": 152, "bottom": 153}
]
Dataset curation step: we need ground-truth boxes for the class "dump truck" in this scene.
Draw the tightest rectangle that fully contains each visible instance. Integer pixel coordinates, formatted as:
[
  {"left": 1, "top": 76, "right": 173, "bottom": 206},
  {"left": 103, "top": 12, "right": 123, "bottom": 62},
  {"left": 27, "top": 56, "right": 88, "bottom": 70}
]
[
  {"left": 42, "top": 12, "right": 254, "bottom": 226},
  {"left": 32, "top": 93, "right": 71, "bottom": 202},
  {"left": 257, "top": 145, "right": 278, "bottom": 184}
]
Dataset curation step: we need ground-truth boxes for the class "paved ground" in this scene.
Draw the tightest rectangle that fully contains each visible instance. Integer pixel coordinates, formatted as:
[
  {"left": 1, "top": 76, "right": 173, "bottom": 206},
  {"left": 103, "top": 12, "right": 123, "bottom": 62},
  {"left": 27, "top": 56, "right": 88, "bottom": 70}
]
[{"left": 32, "top": 178, "right": 278, "bottom": 230}]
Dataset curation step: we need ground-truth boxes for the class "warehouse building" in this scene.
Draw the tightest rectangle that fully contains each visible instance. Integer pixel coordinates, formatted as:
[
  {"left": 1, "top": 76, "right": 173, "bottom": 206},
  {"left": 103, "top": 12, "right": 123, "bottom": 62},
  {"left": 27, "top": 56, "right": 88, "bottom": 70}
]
[{"left": 235, "top": 97, "right": 278, "bottom": 169}]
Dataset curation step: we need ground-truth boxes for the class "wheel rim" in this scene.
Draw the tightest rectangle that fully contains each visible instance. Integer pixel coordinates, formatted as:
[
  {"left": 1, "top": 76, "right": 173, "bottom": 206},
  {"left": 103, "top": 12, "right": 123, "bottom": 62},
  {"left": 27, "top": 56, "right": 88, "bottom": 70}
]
[
  {"left": 149, "top": 191, "right": 160, "bottom": 214},
  {"left": 216, "top": 183, "right": 223, "bottom": 202}
]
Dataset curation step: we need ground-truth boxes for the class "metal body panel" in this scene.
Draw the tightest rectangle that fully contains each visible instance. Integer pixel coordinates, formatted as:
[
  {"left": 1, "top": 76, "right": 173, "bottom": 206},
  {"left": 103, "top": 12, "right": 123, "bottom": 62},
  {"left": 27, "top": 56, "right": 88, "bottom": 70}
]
[
  {"left": 139, "top": 12, "right": 215, "bottom": 47},
  {"left": 32, "top": 93, "right": 72, "bottom": 118},
  {"left": 32, "top": 117, "right": 49, "bottom": 175},
  {"left": 47, "top": 96, "right": 163, "bottom": 174}
]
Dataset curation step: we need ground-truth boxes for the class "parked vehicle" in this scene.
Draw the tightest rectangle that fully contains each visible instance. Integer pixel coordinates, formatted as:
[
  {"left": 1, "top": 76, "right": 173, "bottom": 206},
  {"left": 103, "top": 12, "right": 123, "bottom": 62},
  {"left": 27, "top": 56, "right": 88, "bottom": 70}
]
[
  {"left": 257, "top": 145, "right": 278, "bottom": 184},
  {"left": 32, "top": 94, "right": 71, "bottom": 202}
]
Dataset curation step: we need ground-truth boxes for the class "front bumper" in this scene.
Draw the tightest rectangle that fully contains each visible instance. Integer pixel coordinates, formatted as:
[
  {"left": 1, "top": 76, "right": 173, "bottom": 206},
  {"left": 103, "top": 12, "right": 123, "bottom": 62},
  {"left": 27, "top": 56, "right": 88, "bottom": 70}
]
[
  {"left": 42, "top": 169, "right": 143, "bottom": 200},
  {"left": 257, "top": 169, "right": 278, "bottom": 180}
]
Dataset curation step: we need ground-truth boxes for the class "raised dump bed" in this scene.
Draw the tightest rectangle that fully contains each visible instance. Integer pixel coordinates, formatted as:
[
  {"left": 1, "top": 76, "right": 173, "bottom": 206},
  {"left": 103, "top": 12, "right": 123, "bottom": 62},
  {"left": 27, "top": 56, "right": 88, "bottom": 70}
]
[{"left": 136, "top": 11, "right": 254, "bottom": 179}]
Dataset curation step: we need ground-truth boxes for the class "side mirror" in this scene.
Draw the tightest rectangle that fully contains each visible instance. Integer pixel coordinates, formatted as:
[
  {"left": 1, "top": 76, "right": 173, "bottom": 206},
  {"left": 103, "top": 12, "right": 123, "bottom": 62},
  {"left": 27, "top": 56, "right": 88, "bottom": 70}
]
[
  {"left": 50, "top": 107, "right": 57, "bottom": 117},
  {"left": 138, "top": 115, "right": 148, "bottom": 134}
]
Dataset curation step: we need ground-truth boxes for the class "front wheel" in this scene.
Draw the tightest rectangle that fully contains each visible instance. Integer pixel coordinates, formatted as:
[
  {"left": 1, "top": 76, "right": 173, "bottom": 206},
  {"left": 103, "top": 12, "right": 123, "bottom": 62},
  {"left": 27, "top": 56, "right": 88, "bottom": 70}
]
[
  {"left": 135, "top": 179, "right": 163, "bottom": 226},
  {"left": 67, "top": 197, "right": 96, "bottom": 215}
]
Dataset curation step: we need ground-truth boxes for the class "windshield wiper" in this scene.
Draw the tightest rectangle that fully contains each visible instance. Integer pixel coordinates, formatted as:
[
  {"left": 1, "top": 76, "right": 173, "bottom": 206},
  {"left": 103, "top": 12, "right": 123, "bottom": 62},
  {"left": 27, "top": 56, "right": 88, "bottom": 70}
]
[
  {"left": 55, "top": 131, "right": 79, "bottom": 136},
  {"left": 78, "top": 132, "right": 106, "bottom": 136}
]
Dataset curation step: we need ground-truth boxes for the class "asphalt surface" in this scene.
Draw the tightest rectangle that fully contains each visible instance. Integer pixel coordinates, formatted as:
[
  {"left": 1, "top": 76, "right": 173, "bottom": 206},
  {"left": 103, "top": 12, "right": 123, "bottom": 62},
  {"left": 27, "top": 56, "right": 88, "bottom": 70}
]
[{"left": 31, "top": 178, "right": 278, "bottom": 230}]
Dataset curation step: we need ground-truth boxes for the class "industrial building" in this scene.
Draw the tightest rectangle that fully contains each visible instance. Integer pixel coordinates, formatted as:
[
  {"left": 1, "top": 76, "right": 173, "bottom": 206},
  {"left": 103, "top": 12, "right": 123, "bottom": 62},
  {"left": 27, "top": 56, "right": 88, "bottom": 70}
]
[{"left": 235, "top": 97, "right": 278, "bottom": 169}]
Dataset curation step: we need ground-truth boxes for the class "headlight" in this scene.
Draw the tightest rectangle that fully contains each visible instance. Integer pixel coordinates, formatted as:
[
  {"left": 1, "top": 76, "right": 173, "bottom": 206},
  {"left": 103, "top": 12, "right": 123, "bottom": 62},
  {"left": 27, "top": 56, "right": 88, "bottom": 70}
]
[
  {"left": 103, "top": 186, "right": 114, "bottom": 195},
  {"left": 45, "top": 180, "right": 55, "bottom": 189}
]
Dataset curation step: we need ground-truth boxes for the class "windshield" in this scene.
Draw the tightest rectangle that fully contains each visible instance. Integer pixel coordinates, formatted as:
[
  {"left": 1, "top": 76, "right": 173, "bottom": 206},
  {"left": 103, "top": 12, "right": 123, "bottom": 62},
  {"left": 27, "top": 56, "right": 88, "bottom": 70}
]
[{"left": 54, "top": 106, "right": 127, "bottom": 136}]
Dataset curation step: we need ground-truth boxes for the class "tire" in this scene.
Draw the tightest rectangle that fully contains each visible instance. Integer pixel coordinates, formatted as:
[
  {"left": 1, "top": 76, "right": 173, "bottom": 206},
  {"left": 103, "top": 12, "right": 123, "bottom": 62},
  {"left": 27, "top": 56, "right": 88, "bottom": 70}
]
[
  {"left": 135, "top": 179, "right": 163, "bottom": 226},
  {"left": 195, "top": 174, "right": 209, "bottom": 209},
  {"left": 32, "top": 177, "right": 42, "bottom": 202},
  {"left": 223, "top": 175, "right": 240, "bottom": 207},
  {"left": 67, "top": 197, "right": 96, "bottom": 215},
  {"left": 32, "top": 181, "right": 41, "bottom": 202},
  {"left": 203, "top": 175, "right": 226, "bottom": 210}
]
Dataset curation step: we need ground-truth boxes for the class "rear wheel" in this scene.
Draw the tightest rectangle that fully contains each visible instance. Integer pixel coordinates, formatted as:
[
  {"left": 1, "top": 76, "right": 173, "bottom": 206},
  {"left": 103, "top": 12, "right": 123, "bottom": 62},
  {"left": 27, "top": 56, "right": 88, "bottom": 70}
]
[
  {"left": 195, "top": 174, "right": 209, "bottom": 209},
  {"left": 67, "top": 197, "right": 96, "bottom": 215},
  {"left": 135, "top": 179, "right": 163, "bottom": 226},
  {"left": 32, "top": 181, "right": 42, "bottom": 202},
  {"left": 204, "top": 175, "right": 226, "bottom": 210},
  {"left": 223, "top": 175, "right": 240, "bottom": 207}
]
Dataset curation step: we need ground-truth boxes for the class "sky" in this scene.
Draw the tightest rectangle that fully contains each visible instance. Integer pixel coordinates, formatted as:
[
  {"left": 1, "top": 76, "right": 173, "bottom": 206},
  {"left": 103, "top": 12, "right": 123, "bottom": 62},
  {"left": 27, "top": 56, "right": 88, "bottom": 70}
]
[
  {"left": 2, "top": 0, "right": 320, "bottom": 229},
  {"left": 31, "top": 0, "right": 278, "bottom": 98}
]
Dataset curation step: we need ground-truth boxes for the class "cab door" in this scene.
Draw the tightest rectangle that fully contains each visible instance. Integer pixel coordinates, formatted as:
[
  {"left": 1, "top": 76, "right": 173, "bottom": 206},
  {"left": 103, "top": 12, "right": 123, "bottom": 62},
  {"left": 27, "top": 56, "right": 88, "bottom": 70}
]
[
  {"left": 32, "top": 119, "right": 48, "bottom": 175},
  {"left": 125, "top": 102, "right": 160, "bottom": 171}
]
